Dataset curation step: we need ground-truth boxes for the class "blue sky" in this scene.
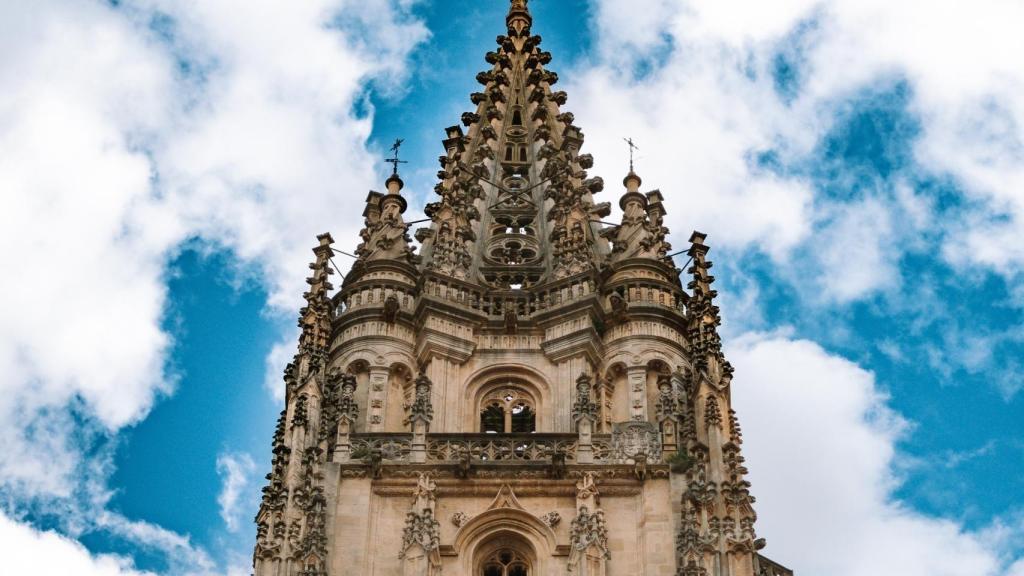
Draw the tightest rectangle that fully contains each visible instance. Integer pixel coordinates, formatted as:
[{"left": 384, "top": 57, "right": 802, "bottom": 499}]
[{"left": 1, "top": 0, "right": 1023, "bottom": 574}]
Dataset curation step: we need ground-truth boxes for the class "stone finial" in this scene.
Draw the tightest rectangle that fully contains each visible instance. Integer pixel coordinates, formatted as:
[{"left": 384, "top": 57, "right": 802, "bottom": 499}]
[
  {"left": 571, "top": 373, "right": 598, "bottom": 423},
  {"left": 336, "top": 372, "right": 359, "bottom": 424},
  {"left": 601, "top": 169, "right": 673, "bottom": 265},
  {"left": 407, "top": 371, "right": 434, "bottom": 426}
]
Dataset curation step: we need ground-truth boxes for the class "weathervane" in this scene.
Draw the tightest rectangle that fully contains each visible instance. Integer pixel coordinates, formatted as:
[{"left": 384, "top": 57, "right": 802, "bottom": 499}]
[
  {"left": 623, "top": 137, "right": 640, "bottom": 172},
  {"left": 385, "top": 138, "right": 408, "bottom": 176}
]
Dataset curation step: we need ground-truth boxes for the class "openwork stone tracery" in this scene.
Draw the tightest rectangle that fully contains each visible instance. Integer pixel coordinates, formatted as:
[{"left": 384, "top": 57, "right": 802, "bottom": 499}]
[{"left": 252, "top": 2, "right": 790, "bottom": 575}]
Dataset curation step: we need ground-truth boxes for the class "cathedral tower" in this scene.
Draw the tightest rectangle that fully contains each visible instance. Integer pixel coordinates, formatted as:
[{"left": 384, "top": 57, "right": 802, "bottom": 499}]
[{"left": 253, "top": 2, "right": 792, "bottom": 575}]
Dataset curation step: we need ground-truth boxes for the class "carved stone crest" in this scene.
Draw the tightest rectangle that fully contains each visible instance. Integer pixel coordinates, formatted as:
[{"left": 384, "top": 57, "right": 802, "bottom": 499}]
[{"left": 611, "top": 421, "right": 662, "bottom": 463}]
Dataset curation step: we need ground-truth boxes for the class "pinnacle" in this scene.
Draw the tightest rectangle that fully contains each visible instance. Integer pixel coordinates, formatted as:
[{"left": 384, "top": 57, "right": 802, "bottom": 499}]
[{"left": 623, "top": 170, "right": 643, "bottom": 192}]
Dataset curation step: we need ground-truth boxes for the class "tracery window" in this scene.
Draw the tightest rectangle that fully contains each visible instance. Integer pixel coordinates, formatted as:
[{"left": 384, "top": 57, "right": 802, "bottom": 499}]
[
  {"left": 479, "top": 388, "right": 535, "bottom": 433},
  {"left": 481, "top": 550, "right": 529, "bottom": 576}
]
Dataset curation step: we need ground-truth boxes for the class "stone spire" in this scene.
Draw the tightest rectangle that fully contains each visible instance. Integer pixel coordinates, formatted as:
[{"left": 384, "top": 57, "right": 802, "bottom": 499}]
[
  {"left": 352, "top": 169, "right": 417, "bottom": 269},
  {"left": 296, "top": 233, "right": 336, "bottom": 381},
  {"left": 602, "top": 169, "right": 674, "bottom": 266},
  {"left": 416, "top": 0, "right": 610, "bottom": 290},
  {"left": 685, "top": 232, "right": 730, "bottom": 381},
  {"left": 254, "top": 235, "right": 345, "bottom": 576}
]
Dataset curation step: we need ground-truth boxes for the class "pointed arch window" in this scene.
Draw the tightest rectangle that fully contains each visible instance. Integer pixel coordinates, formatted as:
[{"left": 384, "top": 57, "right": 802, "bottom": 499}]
[
  {"left": 479, "top": 388, "right": 535, "bottom": 433},
  {"left": 511, "top": 109, "right": 523, "bottom": 126},
  {"left": 482, "top": 550, "right": 529, "bottom": 576}
]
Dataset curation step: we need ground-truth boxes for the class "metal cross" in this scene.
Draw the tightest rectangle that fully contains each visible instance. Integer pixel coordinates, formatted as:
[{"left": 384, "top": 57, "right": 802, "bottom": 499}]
[
  {"left": 623, "top": 137, "right": 640, "bottom": 172},
  {"left": 385, "top": 138, "right": 408, "bottom": 176}
]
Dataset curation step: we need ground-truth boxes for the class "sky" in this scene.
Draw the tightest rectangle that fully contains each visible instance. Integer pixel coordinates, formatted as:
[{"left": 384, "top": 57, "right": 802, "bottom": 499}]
[{"left": 0, "top": 0, "right": 1022, "bottom": 574}]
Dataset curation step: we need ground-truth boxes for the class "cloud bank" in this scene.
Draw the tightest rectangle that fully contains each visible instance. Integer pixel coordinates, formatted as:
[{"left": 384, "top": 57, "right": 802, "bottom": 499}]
[
  {"left": 0, "top": 0, "right": 426, "bottom": 571},
  {"left": 731, "top": 334, "right": 1008, "bottom": 575}
]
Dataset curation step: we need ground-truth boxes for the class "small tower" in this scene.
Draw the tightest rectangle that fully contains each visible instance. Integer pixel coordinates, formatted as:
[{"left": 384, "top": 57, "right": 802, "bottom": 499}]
[{"left": 253, "top": 2, "right": 792, "bottom": 575}]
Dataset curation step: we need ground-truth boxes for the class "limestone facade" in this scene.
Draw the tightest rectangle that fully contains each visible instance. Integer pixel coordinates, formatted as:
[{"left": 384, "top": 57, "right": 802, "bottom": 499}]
[{"left": 252, "top": 2, "right": 792, "bottom": 575}]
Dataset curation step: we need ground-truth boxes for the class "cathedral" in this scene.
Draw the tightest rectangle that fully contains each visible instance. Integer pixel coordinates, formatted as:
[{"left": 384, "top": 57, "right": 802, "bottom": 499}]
[{"left": 252, "top": 1, "right": 792, "bottom": 575}]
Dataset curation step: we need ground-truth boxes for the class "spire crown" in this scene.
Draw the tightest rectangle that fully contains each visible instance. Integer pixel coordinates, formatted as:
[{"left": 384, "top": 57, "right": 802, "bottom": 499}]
[
  {"left": 623, "top": 171, "right": 642, "bottom": 193},
  {"left": 506, "top": 0, "right": 532, "bottom": 36}
]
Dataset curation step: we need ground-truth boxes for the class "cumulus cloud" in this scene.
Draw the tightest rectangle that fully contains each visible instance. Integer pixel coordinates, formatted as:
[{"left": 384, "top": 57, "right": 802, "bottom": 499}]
[
  {"left": 0, "top": 0, "right": 425, "bottom": 570},
  {"left": 217, "top": 452, "right": 257, "bottom": 533},
  {"left": 568, "top": 0, "right": 1024, "bottom": 301},
  {"left": 0, "top": 510, "right": 151, "bottom": 576},
  {"left": 729, "top": 333, "right": 1016, "bottom": 575}
]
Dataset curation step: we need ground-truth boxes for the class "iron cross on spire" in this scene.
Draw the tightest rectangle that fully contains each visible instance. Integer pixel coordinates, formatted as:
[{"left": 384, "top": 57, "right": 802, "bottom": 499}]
[
  {"left": 385, "top": 138, "right": 408, "bottom": 176},
  {"left": 623, "top": 137, "right": 640, "bottom": 172}
]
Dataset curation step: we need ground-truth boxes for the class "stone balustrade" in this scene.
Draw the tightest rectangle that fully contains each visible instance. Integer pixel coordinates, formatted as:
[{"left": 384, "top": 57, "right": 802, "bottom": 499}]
[{"left": 340, "top": 431, "right": 662, "bottom": 465}]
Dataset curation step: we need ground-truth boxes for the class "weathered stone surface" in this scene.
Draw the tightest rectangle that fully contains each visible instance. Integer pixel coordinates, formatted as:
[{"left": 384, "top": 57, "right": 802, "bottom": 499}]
[{"left": 252, "top": 1, "right": 791, "bottom": 575}]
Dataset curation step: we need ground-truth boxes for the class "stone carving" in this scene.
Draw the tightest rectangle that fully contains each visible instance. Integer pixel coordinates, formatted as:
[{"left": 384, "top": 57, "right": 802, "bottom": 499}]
[
  {"left": 450, "top": 512, "right": 471, "bottom": 527},
  {"left": 569, "top": 472, "right": 609, "bottom": 573},
  {"left": 572, "top": 373, "right": 597, "bottom": 423},
  {"left": 399, "top": 508, "right": 441, "bottom": 558},
  {"left": 349, "top": 436, "right": 411, "bottom": 461},
  {"left": 337, "top": 372, "right": 359, "bottom": 424},
  {"left": 406, "top": 372, "right": 434, "bottom": 426},
  {"left": 426, "top": 435, "right": 578, "bottom": 462},
  {"left": 412, "top": 473, "right": 437, "bottom": 514},
  {"left": 569, "top": 506, "right": 610, "bottom": 558},
  {"left": 575, "top": 472, "right": 599, "bottom": 511},
  {"left": 383, "top": 294, "right": 400, "bottom": 323},
  {"left": 355, "top": 191, "right": 416, "bottom": 265},
  {"left": 610, "top": 421, "right": 662, "bottom": 463},
  {"left": 655, "top": 374, "right": 676, "bottom": 421},
  {"left": 704, "top": 395, "right": 722, "bottom": 429},
  {"left": 540, "top": 511, "right": 561, "bottom": 528}
]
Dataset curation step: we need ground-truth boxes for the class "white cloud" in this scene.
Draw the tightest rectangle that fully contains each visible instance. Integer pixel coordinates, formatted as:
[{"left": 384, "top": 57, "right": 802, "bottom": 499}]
[
  {"left": 0, "top": 0, "right": 426, "bottom": 570},
  {"left": 0, "top": 510, "right": 152, "bottom": 576},
  {"left": 813, "top": 197, "right": 898, "bottom": 302},
  {"left": 729, "top": 333, "right": 1017, "bottom": 575},
  {"left": 216, "top": 452, "right": 257, "bottom": 533},
  {"left": 570, "top": 0, "right": 1024, "bottom": 300}
]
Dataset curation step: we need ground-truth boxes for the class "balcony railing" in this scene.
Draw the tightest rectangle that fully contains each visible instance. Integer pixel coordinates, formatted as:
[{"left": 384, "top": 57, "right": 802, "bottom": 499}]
[
  {"left": 342, "top": 430, "right": 659, "bottom": 465},
  {"left": 426, "top": 433, "right": 579, "bottom": 462}
]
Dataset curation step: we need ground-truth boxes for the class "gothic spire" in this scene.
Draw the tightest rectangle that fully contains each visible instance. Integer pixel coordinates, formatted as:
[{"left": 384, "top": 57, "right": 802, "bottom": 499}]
[
  {"left": 686, "top": 232, "right": 731, "bottom": 383},
  {"left": 415, "top": 0, "right": 610, "bottom": 290},
  {"left": 295, "top": 233, "right": 335, "bottom": 381}
]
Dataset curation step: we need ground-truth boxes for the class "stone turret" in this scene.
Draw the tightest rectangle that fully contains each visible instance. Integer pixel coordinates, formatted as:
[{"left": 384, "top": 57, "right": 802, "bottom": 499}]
[{"left": 253, "top": 2, "right": 791, "bottom": 575}]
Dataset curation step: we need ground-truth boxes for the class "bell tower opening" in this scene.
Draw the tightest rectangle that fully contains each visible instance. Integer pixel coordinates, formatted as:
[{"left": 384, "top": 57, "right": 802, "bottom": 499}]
[{"left": 479, "top": 387, "right": 536, "bottom": 433}]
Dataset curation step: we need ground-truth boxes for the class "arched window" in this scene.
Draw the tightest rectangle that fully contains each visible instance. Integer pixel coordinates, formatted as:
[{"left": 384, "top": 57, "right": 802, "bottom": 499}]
[
  {"left": 482, "top": 550, "right": 529, "bottom": 576},
  {"left": 511, "top": 109, "right": 523, "bottom": 126},
  {"left": 479, "top": 388, "right": 535, "bottom": 433}
]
